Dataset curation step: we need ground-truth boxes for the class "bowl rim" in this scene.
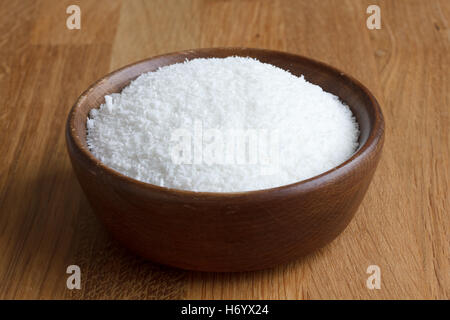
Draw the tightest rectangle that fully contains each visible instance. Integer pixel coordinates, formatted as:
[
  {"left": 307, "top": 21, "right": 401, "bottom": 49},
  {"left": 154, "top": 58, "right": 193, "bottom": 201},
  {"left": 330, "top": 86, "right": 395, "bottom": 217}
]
[{"left": 67, "top": 47, "right": 384, "bottom": 198}]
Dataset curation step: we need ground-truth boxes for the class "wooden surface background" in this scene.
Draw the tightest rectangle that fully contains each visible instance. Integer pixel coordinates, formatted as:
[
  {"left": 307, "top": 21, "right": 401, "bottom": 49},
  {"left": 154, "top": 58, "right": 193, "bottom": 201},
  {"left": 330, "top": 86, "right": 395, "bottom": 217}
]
[{"left": 0, "top": 0, "right": 448, "bottom": 299}]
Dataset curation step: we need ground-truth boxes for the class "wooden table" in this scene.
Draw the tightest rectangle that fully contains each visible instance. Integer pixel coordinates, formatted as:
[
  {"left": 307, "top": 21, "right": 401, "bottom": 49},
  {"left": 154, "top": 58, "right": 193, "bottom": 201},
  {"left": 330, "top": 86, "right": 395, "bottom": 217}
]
[{"left": 0, "top": 0, "right": 448, "bottom": 300}]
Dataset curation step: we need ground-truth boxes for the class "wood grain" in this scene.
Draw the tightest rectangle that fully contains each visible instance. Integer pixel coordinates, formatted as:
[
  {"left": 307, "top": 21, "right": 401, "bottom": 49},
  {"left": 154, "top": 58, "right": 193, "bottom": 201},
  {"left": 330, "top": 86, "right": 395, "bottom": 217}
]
[{"left": 0, "top": 0, "right": 448, "bottom": 299}]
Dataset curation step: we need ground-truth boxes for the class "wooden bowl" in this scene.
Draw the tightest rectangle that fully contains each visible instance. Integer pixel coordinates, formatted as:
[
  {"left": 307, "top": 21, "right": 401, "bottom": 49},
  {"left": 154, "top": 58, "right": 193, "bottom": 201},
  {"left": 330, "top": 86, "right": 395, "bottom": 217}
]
[{"left": 66, "top": 48, "right": 384, "bottom": 272}]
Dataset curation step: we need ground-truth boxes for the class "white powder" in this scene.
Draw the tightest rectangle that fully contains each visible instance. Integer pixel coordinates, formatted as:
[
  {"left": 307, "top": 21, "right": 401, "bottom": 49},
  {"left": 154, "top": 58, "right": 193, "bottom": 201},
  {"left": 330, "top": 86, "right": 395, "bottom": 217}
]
[{"left": 87, "top": 57, "right": 359, "bottom": 192}]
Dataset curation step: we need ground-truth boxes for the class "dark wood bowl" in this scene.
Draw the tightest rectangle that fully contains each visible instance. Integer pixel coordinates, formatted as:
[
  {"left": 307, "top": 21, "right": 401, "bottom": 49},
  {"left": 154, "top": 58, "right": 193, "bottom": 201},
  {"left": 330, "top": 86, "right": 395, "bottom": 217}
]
[{"left": 66, "top": 48, "right": 384, "bottom": 272}]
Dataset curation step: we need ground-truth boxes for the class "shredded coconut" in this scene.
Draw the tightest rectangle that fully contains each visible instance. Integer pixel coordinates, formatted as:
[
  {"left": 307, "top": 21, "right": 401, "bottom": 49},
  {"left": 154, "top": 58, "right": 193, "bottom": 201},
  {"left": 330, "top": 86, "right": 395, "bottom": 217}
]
[{"left": 87, "top": 57, "right": 359, "bottom": 192}]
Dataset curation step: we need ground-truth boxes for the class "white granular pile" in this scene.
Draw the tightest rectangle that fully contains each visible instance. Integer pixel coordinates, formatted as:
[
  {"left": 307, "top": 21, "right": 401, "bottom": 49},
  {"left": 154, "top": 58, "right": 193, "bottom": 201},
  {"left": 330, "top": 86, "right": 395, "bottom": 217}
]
[{"left": 87, "top": 57, "right": 359, "bottom": 192}]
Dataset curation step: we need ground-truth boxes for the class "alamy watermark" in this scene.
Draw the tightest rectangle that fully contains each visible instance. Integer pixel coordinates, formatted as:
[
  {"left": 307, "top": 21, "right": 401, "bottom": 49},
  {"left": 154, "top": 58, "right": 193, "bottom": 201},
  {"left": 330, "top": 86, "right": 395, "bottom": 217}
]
[
  {"left": 170, "top": 120, "right": 280, "bottom": 175},
  {"left": 66, "top": 265, "right": 81, "bottom": 290},
  {"left": 366, "top": 5, "right": 381, "bottom": 30},
  {"left": 64, "top": 264, "right": 381, "bottom": 291},
  {"left": 66, "top": 5, "right": 81, "bottom": 30},
  {"left": 366, "top": 265, "right": 381, "bottom": 289}
]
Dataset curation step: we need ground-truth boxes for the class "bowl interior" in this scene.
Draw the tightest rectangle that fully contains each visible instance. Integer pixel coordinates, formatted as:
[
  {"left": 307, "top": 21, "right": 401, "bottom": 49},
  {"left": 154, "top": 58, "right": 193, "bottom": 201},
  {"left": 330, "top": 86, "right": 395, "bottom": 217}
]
[{"left": 70, "top": 48, "right": 380, "bottom": 192}]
